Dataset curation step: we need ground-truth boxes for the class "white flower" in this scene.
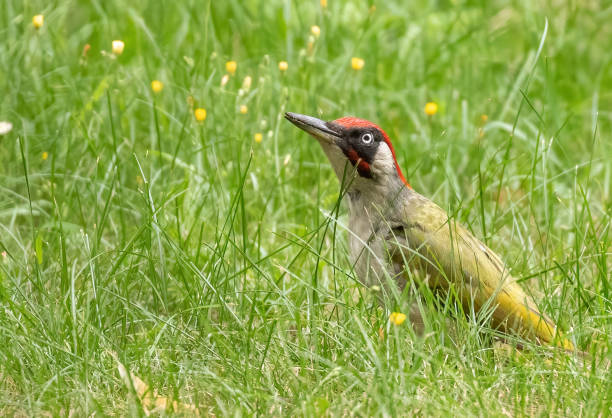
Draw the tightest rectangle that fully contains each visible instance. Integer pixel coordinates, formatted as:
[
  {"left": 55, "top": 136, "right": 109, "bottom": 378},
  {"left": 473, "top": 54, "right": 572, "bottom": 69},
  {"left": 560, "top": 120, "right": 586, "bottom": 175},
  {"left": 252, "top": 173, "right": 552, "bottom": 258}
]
[{"left": 0, "top": 121, "right": 13, "bottom": 135}]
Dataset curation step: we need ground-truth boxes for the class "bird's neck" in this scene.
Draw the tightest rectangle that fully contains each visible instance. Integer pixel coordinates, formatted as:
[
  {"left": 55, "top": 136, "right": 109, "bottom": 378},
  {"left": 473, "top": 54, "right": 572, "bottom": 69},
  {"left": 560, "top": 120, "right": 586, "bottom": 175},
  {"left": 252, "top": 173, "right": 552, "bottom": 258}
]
[{"left": 345, "top": 180, "right": 409, "bottom": 232}]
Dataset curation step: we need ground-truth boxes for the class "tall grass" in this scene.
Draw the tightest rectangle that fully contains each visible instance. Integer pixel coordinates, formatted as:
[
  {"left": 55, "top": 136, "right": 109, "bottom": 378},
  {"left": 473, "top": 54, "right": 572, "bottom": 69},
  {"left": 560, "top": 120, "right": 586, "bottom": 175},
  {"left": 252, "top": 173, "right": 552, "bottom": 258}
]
[{"left": 0, "top": 0, "right": 610, "bottom": 415}]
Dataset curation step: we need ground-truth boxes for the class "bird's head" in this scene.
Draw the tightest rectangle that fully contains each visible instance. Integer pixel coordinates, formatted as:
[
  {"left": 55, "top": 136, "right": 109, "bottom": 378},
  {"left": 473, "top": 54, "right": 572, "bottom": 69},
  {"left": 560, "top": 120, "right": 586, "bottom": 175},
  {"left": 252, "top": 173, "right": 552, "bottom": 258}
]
[{"left": 285, "top": 112, "right": 409, "bottom": 192}]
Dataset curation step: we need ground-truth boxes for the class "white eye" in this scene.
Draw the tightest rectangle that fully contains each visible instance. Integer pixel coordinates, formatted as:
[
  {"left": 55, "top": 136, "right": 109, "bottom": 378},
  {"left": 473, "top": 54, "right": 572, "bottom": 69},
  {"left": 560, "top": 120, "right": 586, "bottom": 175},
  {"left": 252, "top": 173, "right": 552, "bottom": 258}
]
[{"left": 361, "top": 133, "right": 373, "bottom": 144}]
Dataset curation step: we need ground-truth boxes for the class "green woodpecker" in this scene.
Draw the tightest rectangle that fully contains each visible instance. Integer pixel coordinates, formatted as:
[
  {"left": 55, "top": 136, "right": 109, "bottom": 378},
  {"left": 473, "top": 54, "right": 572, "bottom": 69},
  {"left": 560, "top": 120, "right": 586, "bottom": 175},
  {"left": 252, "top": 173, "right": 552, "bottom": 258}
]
[{"left": 285, "top": 112, "right": 573, "bottom": 350}]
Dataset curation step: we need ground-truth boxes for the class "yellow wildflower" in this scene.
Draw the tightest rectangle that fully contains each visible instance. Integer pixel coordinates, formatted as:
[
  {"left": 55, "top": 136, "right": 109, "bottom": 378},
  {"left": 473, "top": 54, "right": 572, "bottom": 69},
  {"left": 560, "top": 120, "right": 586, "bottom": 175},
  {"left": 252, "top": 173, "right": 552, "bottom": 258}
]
[
  {"left": 32, "top": 14, "right": 44, "bottom": 29},
  {"left": 242, "top": 75, "right": 252, "bottom": 91},
  {"left": 351, "top": 57, "right": 365, "bottom": 71},
  {"left": 320, "top": 0, "right": 327, "bottom": 8},
  {"left": 424, "top": 102, "right": 438, "bottom": 116},
  {"left": 389, "top": 312, "right": 407, "bottom": 326},
  {"left": 112, "top": 40, "right": 125, "bottom": 55},
  {"left": 239, "top": 105, "right": 248, "bottom": 114},
  {"left": 481, "top": 114, "right": 488, "bottom": 123},
  {"left": 194, "top": 108, "right": 207, "bottom": 122},
  {"left": 278, "top": 61, "right": 288, "bottom": 72},
  {"left": 311, "top": 25, "right": 321, "bottom": 38},
  {"left": 254, "top": 133, "right": 263, "bottom": 143},
  {"left": 151, "top": 80, "right": 163, "bottom": 93},
  {"left": 226, "top": 60, "right": 237, "bottom": 75},
  {"left": 42, "top": 151, "right": 48, "bottom": 160}
]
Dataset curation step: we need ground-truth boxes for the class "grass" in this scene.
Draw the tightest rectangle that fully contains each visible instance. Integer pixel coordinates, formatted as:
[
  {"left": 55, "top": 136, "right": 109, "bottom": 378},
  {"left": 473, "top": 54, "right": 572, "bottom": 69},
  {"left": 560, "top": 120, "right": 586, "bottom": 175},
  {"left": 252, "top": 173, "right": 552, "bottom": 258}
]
[{"left": 1, "top": 0, "right": 611, "bottom": 415}]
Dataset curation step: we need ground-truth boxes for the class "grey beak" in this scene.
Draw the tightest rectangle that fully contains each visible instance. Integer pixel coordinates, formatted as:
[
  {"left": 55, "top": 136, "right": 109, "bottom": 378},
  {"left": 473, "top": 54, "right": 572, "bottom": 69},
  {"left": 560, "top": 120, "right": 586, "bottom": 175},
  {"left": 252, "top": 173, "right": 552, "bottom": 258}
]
[{"left": 285, "top": 112, "right": 341, "bottom": 144}]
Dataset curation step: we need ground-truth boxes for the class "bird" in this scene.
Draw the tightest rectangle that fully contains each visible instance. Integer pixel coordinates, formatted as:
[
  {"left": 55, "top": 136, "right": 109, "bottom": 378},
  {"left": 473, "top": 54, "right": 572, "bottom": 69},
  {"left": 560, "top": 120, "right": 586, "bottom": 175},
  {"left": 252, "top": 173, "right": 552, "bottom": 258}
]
[{"left": 285, "top": 111, "right": 574, "bottom": 350}]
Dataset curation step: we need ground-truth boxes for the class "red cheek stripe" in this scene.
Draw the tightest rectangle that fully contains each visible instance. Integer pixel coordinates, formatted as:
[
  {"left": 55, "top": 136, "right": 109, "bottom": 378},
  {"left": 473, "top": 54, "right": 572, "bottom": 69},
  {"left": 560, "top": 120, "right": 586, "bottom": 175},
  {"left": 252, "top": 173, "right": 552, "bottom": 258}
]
[
  {"left": 357, "top": 160, "right": 372, "bottom": 178},
  {"left": 343, "top": 147, "right": 372, "bottom": 178},
  {"left": 346, "top": 148, "right": 360, "bottom": 165}
]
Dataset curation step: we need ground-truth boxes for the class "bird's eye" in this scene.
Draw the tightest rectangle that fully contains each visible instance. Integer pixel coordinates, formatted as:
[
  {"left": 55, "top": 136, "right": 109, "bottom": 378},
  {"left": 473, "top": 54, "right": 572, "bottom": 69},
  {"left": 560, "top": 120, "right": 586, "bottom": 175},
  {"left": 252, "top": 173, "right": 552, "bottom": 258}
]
[{"left": 361, "top": 133, "right": 373, "bottom": 144}]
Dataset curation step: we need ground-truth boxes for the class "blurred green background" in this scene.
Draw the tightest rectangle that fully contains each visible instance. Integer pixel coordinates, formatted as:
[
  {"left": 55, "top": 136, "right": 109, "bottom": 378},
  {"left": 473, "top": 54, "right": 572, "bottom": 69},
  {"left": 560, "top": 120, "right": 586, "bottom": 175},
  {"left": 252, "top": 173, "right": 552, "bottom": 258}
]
[{"left": 0, "top": 0, "right": 610, "bottom": 415}]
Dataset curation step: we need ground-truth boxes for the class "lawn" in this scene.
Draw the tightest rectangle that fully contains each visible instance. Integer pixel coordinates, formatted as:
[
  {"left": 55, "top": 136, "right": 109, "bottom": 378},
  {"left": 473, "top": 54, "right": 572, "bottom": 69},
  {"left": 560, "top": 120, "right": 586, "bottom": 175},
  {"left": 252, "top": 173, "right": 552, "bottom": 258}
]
[{"left": 1, "top": 0, "right": 611, "bottom": 415}]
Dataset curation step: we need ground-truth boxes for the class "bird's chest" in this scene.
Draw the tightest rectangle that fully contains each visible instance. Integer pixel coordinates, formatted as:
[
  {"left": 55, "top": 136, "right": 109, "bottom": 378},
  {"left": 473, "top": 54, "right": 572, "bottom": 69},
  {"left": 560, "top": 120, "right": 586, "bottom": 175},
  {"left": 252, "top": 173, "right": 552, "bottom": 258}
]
[{"left": 347, "top": 194, "right": 403, "bottom": 288}]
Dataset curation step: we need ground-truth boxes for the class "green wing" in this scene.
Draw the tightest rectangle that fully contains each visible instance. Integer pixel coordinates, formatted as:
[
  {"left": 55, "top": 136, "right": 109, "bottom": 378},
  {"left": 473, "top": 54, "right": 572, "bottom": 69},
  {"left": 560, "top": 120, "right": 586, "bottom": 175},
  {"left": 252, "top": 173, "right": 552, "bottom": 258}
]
[{"left": 385, "top": 195, "right": 572, "bottom": 349}]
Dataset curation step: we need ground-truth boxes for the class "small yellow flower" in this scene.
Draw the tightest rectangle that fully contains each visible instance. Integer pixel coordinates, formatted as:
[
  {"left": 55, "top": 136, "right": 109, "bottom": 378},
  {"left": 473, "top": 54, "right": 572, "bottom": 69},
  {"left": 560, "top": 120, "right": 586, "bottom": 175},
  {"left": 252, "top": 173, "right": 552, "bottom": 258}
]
[
  {"left": 278, "top": 61, "right": 288, "bottom": 72},
  {"left": 42, "top": 151, "right": 48, "bottom": 161},
  {"left": 226, "top": 60, "right": 237, "bottom": 75},
  {"left": 32, "top": 14, "right": 44, "bottom": 29},
  {"left": 239, "top": 105, "right": 248, "bottom": 114},
  {"left": 254, "top": 133, "right": 263, "bottom": 143},
  {"left": 389, "top": 312, "right": 407, "bottom": 326},
  {"left": 424, "top": 102, "right": 438, "bottom": 116},
  {"left": 311, "top": 25, "right": 321, "bottom": 38},
  {"left": 151, "top": 80, "right": 163, "bottom": 93},
  {"left": 221, "top": 74, "right": 230, "bottom": 87},
  {"left": 112, "top": 40, "right": 125, "bottom": 55},
  {"left": 307, "top": 39, "right": 315, "bottom": 54},
  {"left": 480, "top": 114, "right": 488, "bottom": 123},
  {"left": 241, "top": 75, "right": 252, "bottom": 91},
  {"left": 194, "top": 108, "right": 207, "bottom": 122},
  {"left": 351, "top": 57, "right": 365, "bottom": 71},
  {"left": 320, "top": 0, "right": 327, "bottom": 8}
]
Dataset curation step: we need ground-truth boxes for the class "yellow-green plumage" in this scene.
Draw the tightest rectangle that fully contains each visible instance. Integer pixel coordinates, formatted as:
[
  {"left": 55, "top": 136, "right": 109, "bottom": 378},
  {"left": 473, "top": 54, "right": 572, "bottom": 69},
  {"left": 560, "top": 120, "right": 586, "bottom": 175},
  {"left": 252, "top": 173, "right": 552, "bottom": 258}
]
[{"left": 385, "top": 192, "right": 573, "bottom": 349}]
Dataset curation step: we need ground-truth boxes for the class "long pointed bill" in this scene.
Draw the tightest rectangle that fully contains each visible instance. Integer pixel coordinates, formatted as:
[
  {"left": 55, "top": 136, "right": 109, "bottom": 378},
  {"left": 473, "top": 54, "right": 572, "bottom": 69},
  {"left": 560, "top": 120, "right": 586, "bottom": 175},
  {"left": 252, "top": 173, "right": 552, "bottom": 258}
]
[{"left": 285, "top": 112, "right": 341, "bottom": 144}]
